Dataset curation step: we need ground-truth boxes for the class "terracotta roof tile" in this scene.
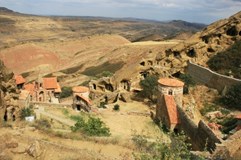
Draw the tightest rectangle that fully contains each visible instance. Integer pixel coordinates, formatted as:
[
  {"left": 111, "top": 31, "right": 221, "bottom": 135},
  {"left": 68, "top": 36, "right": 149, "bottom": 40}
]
[
  {"left": 158, "top": 78, "right": 184, "bottom": 87},
  {"left": 54, "top": 83, "right": 62, "bottom": 93},
  {"left": 164, "top": 95, "right": 179, "bottom": 124},
  {"left": 235, "top": 114, "right": 241, "bottom": 119},
  {"left": 15, "top": 75, "right": 26, "bottom": 85},
  {"left": 72, "top": 86, "right": 89, "bottom": 93},
  {"left": 76, "top": 93, "right": 91, "bottom": 105},
  {"left": 43, "top": 77, "right": 58, "bottom": 89},
  {"left": 24, "top": 83, "right": 35, "bottom": 95}
]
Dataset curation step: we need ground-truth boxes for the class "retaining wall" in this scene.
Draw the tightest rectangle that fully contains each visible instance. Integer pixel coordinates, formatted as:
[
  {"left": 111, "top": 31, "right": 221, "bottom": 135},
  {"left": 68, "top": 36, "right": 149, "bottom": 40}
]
[
  {"left": 177, "top": 106, "right": 222, "bottom": 152},
  {"left": 187, "top": 61, "right": 241, "bottom": 93}
]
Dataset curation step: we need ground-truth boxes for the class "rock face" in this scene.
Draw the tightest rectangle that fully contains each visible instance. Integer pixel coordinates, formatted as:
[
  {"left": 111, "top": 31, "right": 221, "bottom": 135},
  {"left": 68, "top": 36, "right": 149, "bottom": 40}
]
[
  {"left": 166, "top": 11, "right": 241, "bottom": 67},
  {"left": 0, "top": 60, "right": 19, "bottom": 122}
]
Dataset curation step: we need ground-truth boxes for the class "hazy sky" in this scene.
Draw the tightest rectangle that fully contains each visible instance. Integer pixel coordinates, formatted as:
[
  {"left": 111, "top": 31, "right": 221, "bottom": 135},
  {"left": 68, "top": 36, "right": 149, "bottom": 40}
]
[{"left": 0, "top": 0, "right": 241, "bottom": 24}]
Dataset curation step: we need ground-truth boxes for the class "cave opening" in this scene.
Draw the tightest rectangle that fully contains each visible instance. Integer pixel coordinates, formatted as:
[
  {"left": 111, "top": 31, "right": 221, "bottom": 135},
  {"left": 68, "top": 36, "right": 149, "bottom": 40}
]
[
  {"left": 187, "top": 48, "right": 196, "bottom": 57},
  {"left": 207, "top": 48, "right": 215, "bottom": 52},
  {"left": 226, "top": 26, "right": 238, "bottom": 36}
]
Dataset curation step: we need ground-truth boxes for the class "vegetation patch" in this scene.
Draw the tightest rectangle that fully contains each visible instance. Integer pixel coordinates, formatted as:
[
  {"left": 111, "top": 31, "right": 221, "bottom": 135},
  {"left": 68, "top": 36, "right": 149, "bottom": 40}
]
[
  {"left": 179, "top": 74, "right": 196, "bottom": 94},
  {"left": 220, "top": 83, "right": 241, "bottom": 110},
  {"left": 82, "top": 61, "right": 124, "bottom": 77},
  {"left": 33, "top": 119, "right": 51, "bottom": 130},
  {"left": 207, "top": 40, "right": 241, "bottom": 79},
  {"left": 139, "top": 75, "right": 158, "bottom": 102},
  {"left": 60, "top": 64, "right": 84, "bottom": 74},
  {"left": 21, "top": 71, "right": 34, "bottom": 78},
  {"left": 132, "top": 132, "right": 196, "bottom": 160},
  {"left": 60, "top": 86, "right": 73, "bottom": 98},
  {"left": 113, "top": 104, "right": 120, "bottom": 111},
  {"left": 20, "top": 107, "right": 34, "bottom": 120},
  {"left": 71, "top": 116, "right": 111, "bottom": 137}
]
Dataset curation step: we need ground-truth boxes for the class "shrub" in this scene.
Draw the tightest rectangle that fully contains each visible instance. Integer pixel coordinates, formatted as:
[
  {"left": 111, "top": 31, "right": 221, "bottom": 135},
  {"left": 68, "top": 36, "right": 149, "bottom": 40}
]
[
  {"left": 200, "top": 103, "right": 219, "bottom": 116},
  {"left": 71, "top": 116, "right": 85, "bottom": 132},
  {"left": 20, "top": 107, "right": 33, "bottom": 120},
  {"left": 71, "top": 116, "right": 110, "bottom": 137},
  {"left": 60, "top": 86, "right": 73, "bottom": 98},
  {"left": 220, "top": 83, "right": 241, "bottom": 110},
  {"left": 84, "top": 117, "right": 111, "bottom": 136},
  {"left": 98, "top": 102, "right": 107, "bottom": 108},
  {"left": 113, "top": 104, "right": 120, "bottom": 111}
]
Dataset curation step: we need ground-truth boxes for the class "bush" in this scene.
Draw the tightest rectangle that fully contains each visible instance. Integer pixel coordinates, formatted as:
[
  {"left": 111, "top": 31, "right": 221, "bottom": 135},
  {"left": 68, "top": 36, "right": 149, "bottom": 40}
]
[
  {"left": 139, "top": 75, "right": 158, "bottom": 102},
  {"left": 220, "top": 83, "right": 241, "bottom": 110},
  {"left": 20, "top": 107, "right": 33, "bottom": 120},
  {"left": 71, "top": 116, "right": 110, "bottom": 137},
  {"left": 113, "top": 104, "right": 120, "bottom": 111},
  {"left": 98, "top": 102, "right": 107, "bottom": 108},
  {"left": 60, "top": 86, "right": 73, "bottom": 98},
  {"left": 200, "top": 103, "right": 218, "bottom": 116},
  {"left": 84, "top": 117, "right": 111, "bottom": 136}
]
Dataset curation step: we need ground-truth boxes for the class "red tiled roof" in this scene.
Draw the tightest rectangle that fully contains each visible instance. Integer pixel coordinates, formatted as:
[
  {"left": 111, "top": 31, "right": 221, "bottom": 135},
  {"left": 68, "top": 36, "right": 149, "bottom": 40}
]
[
  {"left": 235, "top": 114, "right": 241, "bottom": 119},
  {"left": 72, "top": 86, "right": 89, "bottom": 93},
  {"left": 158, "top": 78, "right": 184, "bottom": 87},
  {"left": 54, "top": 83, "right": 62, "bottom": 93},
  {"left": 43, "top": 77, "right": 58, "bottom": 89},
  {"left": 24, "top": 83, "right": 35, "bottom": 95},
  {"left": 15, "top": 75, "right": 26, "bottom": 85},
  {"left": 76, "top": 93, "right": 91, "bottom": 105},
  {"left": 164, "top": 95, "right": 179, "bottom": 124}
]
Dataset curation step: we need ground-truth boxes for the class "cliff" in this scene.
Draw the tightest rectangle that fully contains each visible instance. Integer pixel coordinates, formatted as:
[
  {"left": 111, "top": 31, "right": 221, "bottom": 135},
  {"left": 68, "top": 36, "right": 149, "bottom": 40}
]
[{"left": 0, "top": 60, "right": 19, "bottom": 122}]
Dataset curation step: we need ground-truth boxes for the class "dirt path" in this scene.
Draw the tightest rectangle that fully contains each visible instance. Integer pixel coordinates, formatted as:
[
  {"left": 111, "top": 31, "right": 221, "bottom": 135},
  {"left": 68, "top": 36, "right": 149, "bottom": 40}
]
[{"left": 35, "top": 108, "right": 75, "bottom": 126}]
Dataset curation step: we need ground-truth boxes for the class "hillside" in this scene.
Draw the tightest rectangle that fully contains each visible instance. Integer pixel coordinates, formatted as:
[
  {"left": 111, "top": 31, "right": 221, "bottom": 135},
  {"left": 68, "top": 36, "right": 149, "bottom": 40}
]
[
  {"left": 207, "top": 40, "right": 241, "bottom": 78},
  {"left": 0, "top": 7, "right": 205, "bottom": 49}
]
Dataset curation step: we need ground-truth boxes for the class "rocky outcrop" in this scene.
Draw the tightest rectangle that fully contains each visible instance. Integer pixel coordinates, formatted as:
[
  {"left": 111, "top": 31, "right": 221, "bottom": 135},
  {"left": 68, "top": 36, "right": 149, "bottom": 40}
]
[
  {"left": 0, "top": 60, "right": 19, "bottom": 122},
  {"left": 165, "top": 11, "right": 241, "bottom": 67}
]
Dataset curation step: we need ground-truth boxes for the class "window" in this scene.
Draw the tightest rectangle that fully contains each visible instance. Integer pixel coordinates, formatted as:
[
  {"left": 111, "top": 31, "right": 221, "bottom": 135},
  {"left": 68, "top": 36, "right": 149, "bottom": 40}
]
[{"left": 168, "top": 89, "right": 173, "bottom": 95}]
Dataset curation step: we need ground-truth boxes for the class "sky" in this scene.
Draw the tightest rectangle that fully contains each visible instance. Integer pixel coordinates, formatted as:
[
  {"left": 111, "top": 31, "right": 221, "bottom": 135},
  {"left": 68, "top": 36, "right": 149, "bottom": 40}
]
[{"left": 0, "top": 0, "right": 241, "bottom": 24}]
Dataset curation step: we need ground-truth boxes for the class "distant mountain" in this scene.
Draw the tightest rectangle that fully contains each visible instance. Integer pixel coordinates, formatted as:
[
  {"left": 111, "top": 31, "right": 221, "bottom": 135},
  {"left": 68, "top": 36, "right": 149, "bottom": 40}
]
[
  {"left": 0, "top": 7, "right": 14, "bottom": 13},
  {"left": 0, "top": 7, "right": 206, "bottom": 43}
]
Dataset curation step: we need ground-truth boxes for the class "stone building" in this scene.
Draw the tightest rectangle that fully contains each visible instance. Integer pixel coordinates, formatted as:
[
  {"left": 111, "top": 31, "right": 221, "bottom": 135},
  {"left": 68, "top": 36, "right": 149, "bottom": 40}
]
[
  {"left": 15, "top": 75, "right": 26, "bottom": 89},
  {"left": 22, "top": 77, "right": 61, "bottom": 103},
  {"left": 156, "top": 78, "right": 184, "bottom": 131},
  {"left": 72, "top": 86, "right": 91, "bottom": 112}
]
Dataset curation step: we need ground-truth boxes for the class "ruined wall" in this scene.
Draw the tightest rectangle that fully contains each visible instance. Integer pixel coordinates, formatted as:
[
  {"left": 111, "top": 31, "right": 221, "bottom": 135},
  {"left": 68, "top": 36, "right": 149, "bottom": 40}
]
[
  {"left": 187, "top": 61, "right": 241, "bottom": 93},
  {"left": 177, "top": 106, "right": 222, "bottom": 152},
  {"left": 0, "top": 60, "right": 19, "bottom": 121}
]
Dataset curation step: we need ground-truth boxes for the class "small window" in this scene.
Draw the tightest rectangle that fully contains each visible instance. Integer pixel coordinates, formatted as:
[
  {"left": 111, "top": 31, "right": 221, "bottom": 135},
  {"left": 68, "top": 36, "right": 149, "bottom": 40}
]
[{"left": 168, "top": 89, "right": 173, "bottom": 95}]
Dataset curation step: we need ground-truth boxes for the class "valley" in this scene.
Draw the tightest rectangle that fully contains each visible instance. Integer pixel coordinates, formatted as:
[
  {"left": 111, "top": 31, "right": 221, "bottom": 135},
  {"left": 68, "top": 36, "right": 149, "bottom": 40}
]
[{"left": 0, "top": 6, "right": 241, "bottom": 160}]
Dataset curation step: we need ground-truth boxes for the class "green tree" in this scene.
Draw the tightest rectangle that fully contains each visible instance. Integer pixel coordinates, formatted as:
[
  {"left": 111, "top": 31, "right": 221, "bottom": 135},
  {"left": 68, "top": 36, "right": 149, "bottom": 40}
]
[
  {"left": 71, "top": 116, "right": 111, "bottom": 137},
  {"left": 139, "top": 75, "right": 158, "bottom": 102},
  {"left": 84, "top": 117, "right": 110, "bottom": 136},
  {"left": 20, "top": 107, "right": 33, "bottom": 120},
  {"left": 220, "top": 83, "right": 241, "bottom": 110},
  {"left": 60, "top": 86, "right": 73, "bottom": 98},
  {"left": 179, "top": 74, "right": 196, "bottom": 94}
]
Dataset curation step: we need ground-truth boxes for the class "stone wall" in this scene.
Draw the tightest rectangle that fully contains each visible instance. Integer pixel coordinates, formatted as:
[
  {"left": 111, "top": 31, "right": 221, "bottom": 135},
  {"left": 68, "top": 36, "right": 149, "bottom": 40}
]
[
  {"left": 177, "top": 106, "right": 222, "bottom": 152},
  {"left": 187, "top": 61, "right": 241, "bottom": 93}
]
